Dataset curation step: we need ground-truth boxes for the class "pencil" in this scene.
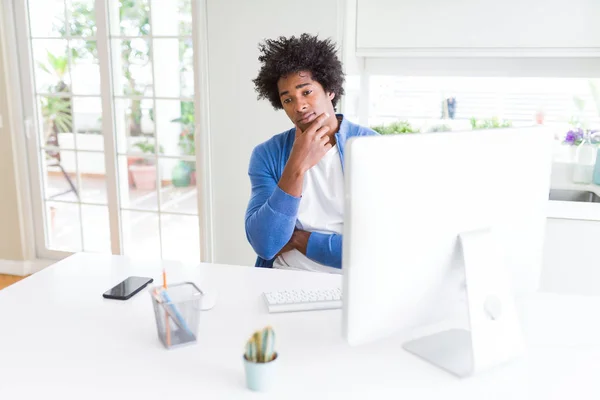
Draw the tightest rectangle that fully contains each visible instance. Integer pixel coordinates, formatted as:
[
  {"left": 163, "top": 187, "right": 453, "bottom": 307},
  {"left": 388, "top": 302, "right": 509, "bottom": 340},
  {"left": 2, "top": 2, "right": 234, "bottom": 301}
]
[{"left": 163, "top": 269, "right": 171, "bottom": 347}]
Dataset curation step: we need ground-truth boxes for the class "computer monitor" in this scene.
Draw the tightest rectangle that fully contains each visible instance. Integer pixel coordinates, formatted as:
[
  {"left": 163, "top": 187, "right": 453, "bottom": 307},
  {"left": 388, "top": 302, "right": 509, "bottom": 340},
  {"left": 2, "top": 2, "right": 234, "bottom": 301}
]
[{"left": 341, "top": 127, "right": 553, "bottom": 377}]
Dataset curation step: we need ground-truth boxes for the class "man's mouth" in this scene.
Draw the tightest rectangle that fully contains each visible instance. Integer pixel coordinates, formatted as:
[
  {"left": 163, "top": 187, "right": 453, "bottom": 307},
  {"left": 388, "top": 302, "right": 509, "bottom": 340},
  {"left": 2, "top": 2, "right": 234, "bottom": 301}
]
[{"left": 297, "top": 113, "right": 316, "bottom": 124}]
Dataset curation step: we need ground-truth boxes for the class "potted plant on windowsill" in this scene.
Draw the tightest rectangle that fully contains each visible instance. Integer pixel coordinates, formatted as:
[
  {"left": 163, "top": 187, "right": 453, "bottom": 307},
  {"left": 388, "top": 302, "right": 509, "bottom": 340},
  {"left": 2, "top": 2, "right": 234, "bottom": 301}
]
[
  {"left": 171, "top": 101, "right": 196, "bottom": 187},
  {"left": 173, "top": 127, "right": 195, "bottom": 187},
  {"left": 562, "top": 81, "right": 600, "bottom": 180},
  {"left": 370, "top": 120, "right": 420, "bottom": 135},
  {"left": 469, "top": 116, "right": 512, "bottom": 130},
  {"left": 129, "top": 140, "right": 163, "bottom": 190}
]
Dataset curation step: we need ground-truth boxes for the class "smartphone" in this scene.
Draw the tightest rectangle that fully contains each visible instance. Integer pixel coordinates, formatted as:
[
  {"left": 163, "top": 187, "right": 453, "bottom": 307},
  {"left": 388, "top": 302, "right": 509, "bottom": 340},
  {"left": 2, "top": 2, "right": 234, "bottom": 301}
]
[{"left": 102, "top": 276, "right": 154, "bottom": 300}]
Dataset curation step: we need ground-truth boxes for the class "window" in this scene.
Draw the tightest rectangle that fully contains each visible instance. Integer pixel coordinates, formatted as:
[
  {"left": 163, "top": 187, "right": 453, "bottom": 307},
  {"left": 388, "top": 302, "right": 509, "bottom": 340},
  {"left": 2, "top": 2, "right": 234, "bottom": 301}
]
[
  {"left": 368, "top": 77, "right": 599, "bottom": 131},
  {"left": 17, "top": 0, "right": 204, "bottom": 261},
  {"left": 366, "top": 76, "right": 600, "bottom": 162}
]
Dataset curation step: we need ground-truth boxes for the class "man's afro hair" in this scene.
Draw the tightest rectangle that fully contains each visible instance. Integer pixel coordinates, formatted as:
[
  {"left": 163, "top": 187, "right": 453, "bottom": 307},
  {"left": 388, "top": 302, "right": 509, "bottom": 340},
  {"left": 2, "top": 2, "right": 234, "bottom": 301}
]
[{"left": 252, "top": 33, "right": 345, "bottom": 110}]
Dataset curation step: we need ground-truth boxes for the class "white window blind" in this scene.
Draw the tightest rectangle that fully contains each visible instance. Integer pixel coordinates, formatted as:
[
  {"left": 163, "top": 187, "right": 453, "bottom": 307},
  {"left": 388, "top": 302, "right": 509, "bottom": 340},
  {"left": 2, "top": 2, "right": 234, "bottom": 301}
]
[{"left": 368, "top": 77, "right": 600, "bottom": 130}]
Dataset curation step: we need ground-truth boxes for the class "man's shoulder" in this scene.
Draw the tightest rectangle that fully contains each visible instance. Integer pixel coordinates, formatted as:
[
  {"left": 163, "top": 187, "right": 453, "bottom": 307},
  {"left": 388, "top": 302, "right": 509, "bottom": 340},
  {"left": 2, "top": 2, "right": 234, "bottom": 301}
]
[{"left": 344, "top": 118, "right": 379, "bottom": 138}]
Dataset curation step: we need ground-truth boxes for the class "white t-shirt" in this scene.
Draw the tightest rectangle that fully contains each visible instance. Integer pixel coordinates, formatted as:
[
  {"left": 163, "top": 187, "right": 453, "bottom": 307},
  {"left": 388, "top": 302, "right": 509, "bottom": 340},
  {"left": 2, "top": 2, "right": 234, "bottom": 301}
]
[{"left": 273, "top": 144, "right": 344, "bottom": 274}]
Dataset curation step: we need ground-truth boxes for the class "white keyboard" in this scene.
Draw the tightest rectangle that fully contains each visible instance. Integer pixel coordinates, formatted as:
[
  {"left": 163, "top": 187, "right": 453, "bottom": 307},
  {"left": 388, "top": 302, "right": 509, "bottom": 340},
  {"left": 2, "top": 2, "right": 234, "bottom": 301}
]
[{"left": 263, "top": 288, "right": 343, "bottom": 313}]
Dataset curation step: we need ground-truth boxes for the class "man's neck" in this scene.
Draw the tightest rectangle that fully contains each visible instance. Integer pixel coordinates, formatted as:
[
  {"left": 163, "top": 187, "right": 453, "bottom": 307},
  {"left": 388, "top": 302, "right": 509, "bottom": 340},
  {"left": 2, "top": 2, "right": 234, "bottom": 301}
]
[{"left": 326, "top": 115, "right": 342, "bottom": 146}]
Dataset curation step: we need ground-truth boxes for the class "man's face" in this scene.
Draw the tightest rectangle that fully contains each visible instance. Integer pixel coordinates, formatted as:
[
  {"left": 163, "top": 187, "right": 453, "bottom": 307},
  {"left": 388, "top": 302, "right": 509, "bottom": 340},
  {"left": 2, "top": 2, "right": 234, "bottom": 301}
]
[{"left": 277, "top": 70, "right": 335, "bottom": 131}]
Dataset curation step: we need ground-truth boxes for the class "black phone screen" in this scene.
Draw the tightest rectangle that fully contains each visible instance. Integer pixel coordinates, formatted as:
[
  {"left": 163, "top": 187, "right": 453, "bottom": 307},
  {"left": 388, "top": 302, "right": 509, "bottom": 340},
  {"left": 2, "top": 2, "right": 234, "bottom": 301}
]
[{"left": 103, "top": 276, "right": 154, "bottom": 300}]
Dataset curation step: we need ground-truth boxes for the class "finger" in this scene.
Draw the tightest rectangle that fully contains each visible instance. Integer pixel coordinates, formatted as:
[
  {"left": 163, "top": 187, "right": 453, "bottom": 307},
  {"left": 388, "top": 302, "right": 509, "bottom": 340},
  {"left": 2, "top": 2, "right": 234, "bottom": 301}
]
[
  {"left": 306, "top": 112, "right": 330, "bottom": 135},
  {"left": 320, "top": 134, "right": 331, "bottom": 145},
  {"left": 314, "top": 125, "right": 330, "bottom": 140},
  {"left": 316, "top": 112, "right": 330, "bottom": 126}
]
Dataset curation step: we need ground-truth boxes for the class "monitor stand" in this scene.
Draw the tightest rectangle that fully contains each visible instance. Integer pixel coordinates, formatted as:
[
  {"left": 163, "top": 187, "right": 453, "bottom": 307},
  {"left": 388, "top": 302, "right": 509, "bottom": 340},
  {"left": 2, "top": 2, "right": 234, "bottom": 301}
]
[{"left": 402, "top": 228, "right": 525, "bottom": 378}]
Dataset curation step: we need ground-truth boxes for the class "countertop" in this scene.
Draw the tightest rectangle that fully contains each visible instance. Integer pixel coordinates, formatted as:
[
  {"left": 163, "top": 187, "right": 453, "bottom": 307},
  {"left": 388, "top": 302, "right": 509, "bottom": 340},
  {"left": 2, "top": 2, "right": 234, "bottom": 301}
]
[{"left": 548, "top": 162, "right": 600, "bottom": 221}]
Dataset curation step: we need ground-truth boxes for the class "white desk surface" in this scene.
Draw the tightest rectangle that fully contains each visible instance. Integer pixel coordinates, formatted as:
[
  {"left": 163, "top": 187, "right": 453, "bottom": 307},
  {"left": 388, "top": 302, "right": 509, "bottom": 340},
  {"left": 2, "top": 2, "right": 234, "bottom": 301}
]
[{"left": 1, "top": 253, "right": 600, "bottom": 399}]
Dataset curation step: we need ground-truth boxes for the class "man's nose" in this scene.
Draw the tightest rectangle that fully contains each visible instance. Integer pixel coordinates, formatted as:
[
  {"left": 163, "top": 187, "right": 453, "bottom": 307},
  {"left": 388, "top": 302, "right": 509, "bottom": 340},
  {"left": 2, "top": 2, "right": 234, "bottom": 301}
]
[{"left": 295, "top": 98, "right": 308, "bottom": 113}]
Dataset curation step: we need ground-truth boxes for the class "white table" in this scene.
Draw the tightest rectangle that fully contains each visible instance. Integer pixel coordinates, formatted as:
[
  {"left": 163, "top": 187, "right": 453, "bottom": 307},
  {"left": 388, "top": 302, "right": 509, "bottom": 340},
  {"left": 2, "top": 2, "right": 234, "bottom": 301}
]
[{"left": 1, "top": 253, "right": 600, "bottom": 399}]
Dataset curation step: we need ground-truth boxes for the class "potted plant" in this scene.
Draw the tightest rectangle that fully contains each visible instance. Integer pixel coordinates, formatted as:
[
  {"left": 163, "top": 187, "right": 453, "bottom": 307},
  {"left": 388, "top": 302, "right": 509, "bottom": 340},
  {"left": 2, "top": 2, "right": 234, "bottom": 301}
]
[
  {"left": 175, "top": 127, "right": 195, "bottom": 187},
  {"left": 564, "top": 81, "right": 600, "bottom": 162},
  {"left": 469, "top": 116, "right": 512, "bottom": 130},
  {"left": 370, "top": 120, "right": 420, "bottom": 135},
  {"left": 171, "top": 102, "right": 196, "bottom": 186},
  {"left": 129, "top": 140, "right": 162, "bottom": 190}
]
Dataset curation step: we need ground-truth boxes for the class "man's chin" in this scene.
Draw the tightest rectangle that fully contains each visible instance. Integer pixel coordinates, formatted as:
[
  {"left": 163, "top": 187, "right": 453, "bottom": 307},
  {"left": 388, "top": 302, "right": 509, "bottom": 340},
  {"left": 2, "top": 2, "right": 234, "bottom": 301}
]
[{"left": 295, "top": 123, "right": 308, "bottom": 132}]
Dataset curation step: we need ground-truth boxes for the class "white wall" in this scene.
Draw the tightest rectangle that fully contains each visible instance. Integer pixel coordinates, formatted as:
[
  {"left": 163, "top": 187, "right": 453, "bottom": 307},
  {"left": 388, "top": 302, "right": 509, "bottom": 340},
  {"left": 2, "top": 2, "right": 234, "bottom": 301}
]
[
  {"left": 356, "top": 0, "right": 600, "bottom": 55},
  {"left": 365, "top": 57, "right": 600, "bottom": 78},
  {"left": 205, "top": 0, "right": 342, "bottom": 266},
  {"left": 0, "top": 4, "right": 26, "bottom": 261}
]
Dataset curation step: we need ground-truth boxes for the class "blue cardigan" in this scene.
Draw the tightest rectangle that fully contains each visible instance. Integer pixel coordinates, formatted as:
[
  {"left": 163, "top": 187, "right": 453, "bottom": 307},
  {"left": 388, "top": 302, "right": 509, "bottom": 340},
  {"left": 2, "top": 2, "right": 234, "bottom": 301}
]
[{"left": 244, "top": 115, "right": 378, "bottom": 269}]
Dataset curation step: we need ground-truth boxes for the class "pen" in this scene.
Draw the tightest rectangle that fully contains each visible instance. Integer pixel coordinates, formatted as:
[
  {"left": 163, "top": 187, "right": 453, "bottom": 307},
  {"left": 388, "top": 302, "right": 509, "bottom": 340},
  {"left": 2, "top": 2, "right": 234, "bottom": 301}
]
[
  {"left": 163, "top": 269, "right": 171, "bottom": 347},
  {"left": 160, "top": 289, "right": 194, "bottom": 336}
]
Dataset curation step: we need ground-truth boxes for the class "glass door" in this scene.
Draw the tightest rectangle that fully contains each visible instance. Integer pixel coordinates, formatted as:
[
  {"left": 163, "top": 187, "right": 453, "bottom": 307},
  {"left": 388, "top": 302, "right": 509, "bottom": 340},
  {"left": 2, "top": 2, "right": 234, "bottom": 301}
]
[{"left": 15, "top": 0, "right": 203, "bottom": 262}]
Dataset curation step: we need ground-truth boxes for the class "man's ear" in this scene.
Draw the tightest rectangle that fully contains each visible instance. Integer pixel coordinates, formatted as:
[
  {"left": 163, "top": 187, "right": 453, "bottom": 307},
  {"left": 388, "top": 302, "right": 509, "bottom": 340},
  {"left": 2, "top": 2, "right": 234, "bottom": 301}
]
[{"left": 328, "top": 91, "right": 335, "bottom": 101}]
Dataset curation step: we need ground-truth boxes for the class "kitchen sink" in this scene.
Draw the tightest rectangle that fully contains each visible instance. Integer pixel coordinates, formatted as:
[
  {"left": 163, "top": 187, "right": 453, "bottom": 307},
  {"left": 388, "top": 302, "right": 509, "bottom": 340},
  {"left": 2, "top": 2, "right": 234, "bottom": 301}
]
[{"left": 548, "top": 189, "right": 600, "bottom": 203}]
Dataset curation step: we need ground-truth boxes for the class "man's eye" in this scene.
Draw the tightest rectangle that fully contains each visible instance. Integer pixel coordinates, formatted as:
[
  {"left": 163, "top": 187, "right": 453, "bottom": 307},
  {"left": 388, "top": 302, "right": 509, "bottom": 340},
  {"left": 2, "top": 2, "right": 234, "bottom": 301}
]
[
  {"left": 303, "top": 90, "right": 312, "bottom": 96},
  {"left": 283, "top": 98, "right": 292, "bottom": 104}
]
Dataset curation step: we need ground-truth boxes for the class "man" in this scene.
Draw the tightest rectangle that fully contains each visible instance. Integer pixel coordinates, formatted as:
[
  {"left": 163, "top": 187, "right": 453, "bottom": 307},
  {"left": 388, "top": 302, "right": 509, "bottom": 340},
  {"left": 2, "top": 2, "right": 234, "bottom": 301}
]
[{"left": 245, "top": 33, "right": 377, "bottom": 273}]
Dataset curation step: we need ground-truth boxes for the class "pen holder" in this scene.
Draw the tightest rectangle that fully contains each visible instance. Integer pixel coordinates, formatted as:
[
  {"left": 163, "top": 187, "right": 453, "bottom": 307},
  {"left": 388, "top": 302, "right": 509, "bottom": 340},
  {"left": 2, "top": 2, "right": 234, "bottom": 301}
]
[
  {"left": 150, "top": 282, "right": 202, "bottom": 349},
  {"left": 243, "top": 353, "right": 279, "bottom": 392}
]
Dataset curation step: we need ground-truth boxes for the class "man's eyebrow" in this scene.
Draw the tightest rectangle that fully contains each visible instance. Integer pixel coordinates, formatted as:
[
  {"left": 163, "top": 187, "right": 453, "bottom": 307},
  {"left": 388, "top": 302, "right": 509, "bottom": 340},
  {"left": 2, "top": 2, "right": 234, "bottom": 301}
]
[{"left": 279, "top": 82, "right": 312, "bottom": 97}]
